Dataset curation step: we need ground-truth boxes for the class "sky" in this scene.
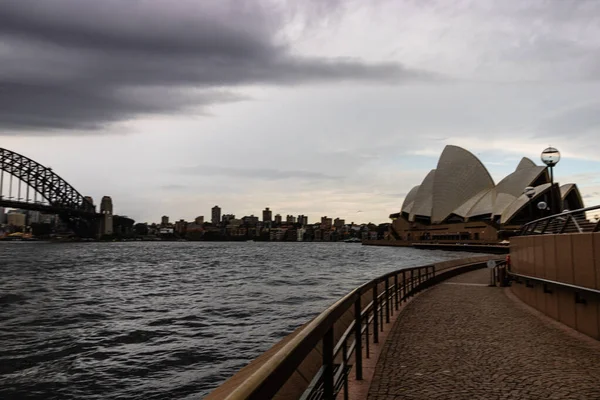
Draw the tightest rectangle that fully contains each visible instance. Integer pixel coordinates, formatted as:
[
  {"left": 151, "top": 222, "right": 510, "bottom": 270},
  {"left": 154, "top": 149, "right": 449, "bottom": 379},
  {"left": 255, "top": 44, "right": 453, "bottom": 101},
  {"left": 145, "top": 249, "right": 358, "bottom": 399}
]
[{"left": 1, "top": 0, "right": 600, "bottom": 224}]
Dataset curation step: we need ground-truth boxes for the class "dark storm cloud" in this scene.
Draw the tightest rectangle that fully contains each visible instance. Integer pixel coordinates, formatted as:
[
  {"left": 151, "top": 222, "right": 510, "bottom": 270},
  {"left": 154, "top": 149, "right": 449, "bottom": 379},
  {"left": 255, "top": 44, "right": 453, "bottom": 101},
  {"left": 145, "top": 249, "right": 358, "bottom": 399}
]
[
  {"left": 179, "top": 165, "right": 340, "bottom": 181},
  {"left": 0, "top": 0, "right": 431, "bottom": 132}
]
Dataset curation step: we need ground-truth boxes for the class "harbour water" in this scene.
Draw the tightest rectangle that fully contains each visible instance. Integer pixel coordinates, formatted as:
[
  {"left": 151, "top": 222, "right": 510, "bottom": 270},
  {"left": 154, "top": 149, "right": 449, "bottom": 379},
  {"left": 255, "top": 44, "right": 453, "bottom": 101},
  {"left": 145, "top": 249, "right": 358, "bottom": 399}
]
[{"left": 0, "top": 242, "right": 480, "bottom": 399}]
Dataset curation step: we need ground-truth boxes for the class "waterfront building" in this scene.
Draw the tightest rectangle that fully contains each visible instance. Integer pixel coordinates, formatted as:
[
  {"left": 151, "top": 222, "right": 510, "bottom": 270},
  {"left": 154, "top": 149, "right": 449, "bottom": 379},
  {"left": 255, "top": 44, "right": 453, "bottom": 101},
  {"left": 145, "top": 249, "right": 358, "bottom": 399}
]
[
  {"left": 222, "top": 214, "right": 235, "bottom": 224},
  {"left": 175, "top": 219, "right": 187, "bottom": 234},
  {"left": 297, "top": 228, "right": 306, "bottom": 241},
  {"left": 262, "top": 207, "right": 272, "bottom": 222},
  {"left": 334, "top": 218, "right": 345, "bottom": 228},
  {"left": 161, "top": 215, "right": 169, "bottom": 226},
  {"left": 27, "top": 211, "right": 41, "bottom": 224},
  {"left": 242, "top": 215, "right": 259, "bottom": 226},
  {"left": 389, "top": 145, "right": 584, "bottom": 242},
  {"left": 226, "top": 218, "right": 243, "bottom": 236},
  {"left": 286, "top": 228, "right": 297, "bottom": 241},
  {"left": 314, "top": 228, "right": 323, "bottom": 241},
  {"left": 195, "top": 216, "right": 204, "bottom": 225},
  {"left": 211, "top": 205, "right": 221, "bottom": 225},
  {"left": 269, "top": 228, "right": 286, "bottom": 241},
  {"left": 286, "top": 215, "right": 296, "bottom": 224},
  {"left": 7, "top": 212, "right": 26, "bottom": 227},
  {"left": 186, "top": 222, "right": 204, "bottom": 232},
  {"left": 274, "top": 214, "right": 282, "bottom": 224}
]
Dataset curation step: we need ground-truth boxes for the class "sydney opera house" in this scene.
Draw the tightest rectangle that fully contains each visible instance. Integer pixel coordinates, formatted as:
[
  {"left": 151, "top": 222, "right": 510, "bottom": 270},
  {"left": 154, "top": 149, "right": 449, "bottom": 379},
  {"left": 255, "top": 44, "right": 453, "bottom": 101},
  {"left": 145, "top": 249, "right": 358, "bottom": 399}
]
[{"left": 388, "top": 145, "right": 584, "bottom": 242}]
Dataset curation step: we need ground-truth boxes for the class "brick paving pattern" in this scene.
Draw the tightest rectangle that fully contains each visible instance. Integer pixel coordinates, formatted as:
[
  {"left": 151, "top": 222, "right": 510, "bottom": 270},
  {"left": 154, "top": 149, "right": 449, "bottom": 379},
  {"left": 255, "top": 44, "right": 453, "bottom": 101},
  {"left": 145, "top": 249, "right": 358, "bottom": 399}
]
[{"left": 367, "top": 268, "right": 600, "bottom": 400}]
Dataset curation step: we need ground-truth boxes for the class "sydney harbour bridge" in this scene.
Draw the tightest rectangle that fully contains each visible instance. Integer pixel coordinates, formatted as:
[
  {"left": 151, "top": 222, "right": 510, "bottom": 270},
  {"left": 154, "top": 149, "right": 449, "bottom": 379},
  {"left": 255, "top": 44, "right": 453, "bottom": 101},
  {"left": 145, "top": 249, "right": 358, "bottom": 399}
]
[{"left": 0, "top": 147, "right": 113, "bottom": 237}]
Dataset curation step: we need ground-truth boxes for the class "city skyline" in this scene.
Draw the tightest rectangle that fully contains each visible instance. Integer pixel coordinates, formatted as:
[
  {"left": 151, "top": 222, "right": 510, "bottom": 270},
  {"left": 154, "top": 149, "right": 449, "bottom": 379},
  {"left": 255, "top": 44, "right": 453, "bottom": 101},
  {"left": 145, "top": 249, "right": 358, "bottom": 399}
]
[
  {"left": 1, "top": 1, "right": 599, "bottom": 224},
  {"left": 154, "top": 206, "right": 349, "bottom": 227}
]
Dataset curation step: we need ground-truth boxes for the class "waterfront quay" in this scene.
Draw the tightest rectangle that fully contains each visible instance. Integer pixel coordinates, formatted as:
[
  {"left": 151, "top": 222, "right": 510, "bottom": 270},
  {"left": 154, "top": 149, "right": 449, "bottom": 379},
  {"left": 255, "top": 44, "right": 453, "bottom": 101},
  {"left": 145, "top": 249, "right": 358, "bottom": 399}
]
[{"left": 208, "top": 213, "right": 600, "bottom": 400}]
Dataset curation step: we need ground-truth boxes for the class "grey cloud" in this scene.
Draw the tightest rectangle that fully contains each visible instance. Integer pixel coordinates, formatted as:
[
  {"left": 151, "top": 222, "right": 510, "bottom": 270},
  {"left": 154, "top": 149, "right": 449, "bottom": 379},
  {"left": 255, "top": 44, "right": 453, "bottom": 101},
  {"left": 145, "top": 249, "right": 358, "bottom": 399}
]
[
  {"left": 0, "top": 0, "right": 431, "bottom": 132},
  {"left": 179, "top": 165, "right": 340, "bottom": 181},
  {"left": 160, "top": 184, "right": 189, "bottom": 190},
  {"left": 537, "top": 101, "right": 600, "bottom": 137}
]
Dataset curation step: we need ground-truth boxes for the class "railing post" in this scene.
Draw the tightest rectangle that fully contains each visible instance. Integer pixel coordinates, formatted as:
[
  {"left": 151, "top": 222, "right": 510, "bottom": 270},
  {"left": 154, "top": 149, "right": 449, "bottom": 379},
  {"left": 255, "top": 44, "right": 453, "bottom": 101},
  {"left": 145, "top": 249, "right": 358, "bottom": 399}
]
[
  {"left": 410, "top": 269, "right": 414, "bottom": 297},
  {"left": 394, "top": 273, "right": 399, "bottom": 311},
  {"left": 365, "top": 314, "right": 370, "bottom": 358},
  {"left": 354, "top": 296, "right": 363, "bottom": 380},
  {"left": 342, "top": 341, "right": 349, "bottom": 400},
  {"left": 417, "top": 268, "right": 422, "bottom": 291},
  {"left": 323, "top": 327, "right": 334, "bottom": 400},
  {"left": 385, "top": 277, "right": 390, "bottom": 324},
  {"left": 373, "top": 285, "right": 379, "bottom": 344},
  {"left": 402, "top": 270, "right": 406, "bottom": 301}
]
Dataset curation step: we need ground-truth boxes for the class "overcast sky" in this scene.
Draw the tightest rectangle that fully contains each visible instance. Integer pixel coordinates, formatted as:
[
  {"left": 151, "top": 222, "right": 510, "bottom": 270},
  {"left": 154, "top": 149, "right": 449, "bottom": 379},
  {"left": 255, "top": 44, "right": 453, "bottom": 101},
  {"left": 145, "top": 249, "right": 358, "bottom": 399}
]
[{"left": 2, "top": 0, "right": 600, "bottom": 224}]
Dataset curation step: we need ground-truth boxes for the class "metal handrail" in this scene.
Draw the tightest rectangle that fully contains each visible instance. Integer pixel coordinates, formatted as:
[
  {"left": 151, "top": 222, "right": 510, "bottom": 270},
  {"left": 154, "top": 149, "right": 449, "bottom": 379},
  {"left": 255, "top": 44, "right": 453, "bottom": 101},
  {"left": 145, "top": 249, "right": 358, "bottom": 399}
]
[
  {"left": 519, "top": 204, "right": 600, "bottom": 235},
  {"left": 507, "top": 270, "right": 600, "bottom": 297},
  {"left": 221, "top": 259, "right": 496, "bottom": 400}
]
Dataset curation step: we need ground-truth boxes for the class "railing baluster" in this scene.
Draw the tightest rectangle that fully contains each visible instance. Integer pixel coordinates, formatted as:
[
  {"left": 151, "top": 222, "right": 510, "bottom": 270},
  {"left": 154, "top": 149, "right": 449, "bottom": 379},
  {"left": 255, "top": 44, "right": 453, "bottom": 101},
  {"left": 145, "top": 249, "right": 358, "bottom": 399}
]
[
  {"left": 417, "top": 268, "right": 422, "bottom": 291},
  {"left": 342, "top": 342, "right": 349, "bottom": 400},
  {"left": 402, "top": 270, "right": 406, "bottom": 302},
  {"left": 323, "top": 327, "right": 334, "bottom": 400},
  {"left": 394, "top": 273, "right": 399, "bottom": 311},
  {"left": 354, "top": 296, "right": 363, "bottom": 380},
  {"left": 365, "top": 314, "right": 370, "bottom": 358},
  {"left": 385, "top": 277, "right": 390, "bottom": 324},
  {"left": 373, "top": 285, "right": 379, "bottom": 343}
]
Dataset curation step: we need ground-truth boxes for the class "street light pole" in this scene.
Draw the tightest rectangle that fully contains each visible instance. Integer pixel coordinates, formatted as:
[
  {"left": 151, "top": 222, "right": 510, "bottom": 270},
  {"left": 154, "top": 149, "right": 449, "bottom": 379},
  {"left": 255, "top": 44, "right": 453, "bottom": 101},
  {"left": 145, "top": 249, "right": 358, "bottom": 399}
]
[
  {"left": 541, "top": 147, "right": 561, "bottom": 215},
  {"left": 524, "top": 186, "right": 536, "bottom": 222}
]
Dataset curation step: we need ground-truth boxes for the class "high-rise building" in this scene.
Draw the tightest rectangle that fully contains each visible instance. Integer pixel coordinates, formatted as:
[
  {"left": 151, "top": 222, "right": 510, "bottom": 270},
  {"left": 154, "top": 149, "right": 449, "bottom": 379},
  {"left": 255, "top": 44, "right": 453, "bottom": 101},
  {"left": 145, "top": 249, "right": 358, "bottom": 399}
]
[
  {"left": 175, "top": 219, "right": 187, "bottom": 234},
  {"left": 195, "top": 216, "right": 204, "bottom": 225},
  {"left": 334, "top": 218, "right": 345, "bottom": 228},
  {"left": 262, "top": 207, "right": 272, "bottom": 222},
  {"left": 100, "top": 196, "right": 113, "bottom": 235},
  {"left": 321, "top": 216, "right": 333, "bottom": 230},
  {"left": 242, "top": 215, "right": 259, "bottom": 226},
  {"left": 297, "top": 215, "right": 308, "bottom": 226},
  {"left": 161, "top": 215, "right": 169, "bottom": 226},
  {"left": 274, "top": 214, "right": 282, "bottom": 224},
  {"left": 212, "top": 206, "right": 221, "bottom": 225},
  {"left": 222, "top": 214, "right": 235, "bottom": 224},
  {"left": 286, "top": 215, "right": 296, "bottom": 224}
]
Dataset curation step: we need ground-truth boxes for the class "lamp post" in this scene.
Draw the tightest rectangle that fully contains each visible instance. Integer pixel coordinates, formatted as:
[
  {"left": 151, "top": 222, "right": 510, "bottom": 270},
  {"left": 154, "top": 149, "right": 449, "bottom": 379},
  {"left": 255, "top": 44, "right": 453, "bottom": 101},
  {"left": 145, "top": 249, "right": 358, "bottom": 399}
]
[
  {"left": 524, "top": 186, "right": 536, "bottom": 221},
  {"left": 541, "top": 147, "right": 561, "bottom": 214}
]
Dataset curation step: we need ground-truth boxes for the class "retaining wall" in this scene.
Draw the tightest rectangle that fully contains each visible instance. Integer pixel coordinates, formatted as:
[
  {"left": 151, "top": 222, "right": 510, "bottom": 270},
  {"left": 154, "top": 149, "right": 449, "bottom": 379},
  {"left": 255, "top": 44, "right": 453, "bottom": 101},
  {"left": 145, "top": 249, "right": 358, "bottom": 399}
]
[{"left": 510, "top": 233, "right": 600, "bottom": 340}]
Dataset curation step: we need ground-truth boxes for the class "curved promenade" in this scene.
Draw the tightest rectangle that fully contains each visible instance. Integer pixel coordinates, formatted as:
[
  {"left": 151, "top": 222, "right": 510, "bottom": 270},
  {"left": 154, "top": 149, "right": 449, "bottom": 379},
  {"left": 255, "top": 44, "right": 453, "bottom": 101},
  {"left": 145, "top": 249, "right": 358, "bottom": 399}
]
[{"left": 368, "top": 268, "right": 600, "bottom": 400}]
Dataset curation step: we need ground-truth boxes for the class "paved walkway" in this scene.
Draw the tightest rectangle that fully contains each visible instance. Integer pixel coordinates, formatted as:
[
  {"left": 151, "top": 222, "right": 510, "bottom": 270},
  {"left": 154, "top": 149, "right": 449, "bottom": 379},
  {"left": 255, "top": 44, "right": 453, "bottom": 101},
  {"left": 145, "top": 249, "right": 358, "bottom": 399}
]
[{"left": 367, "top": 269, "right": 600, "bottom": 400}]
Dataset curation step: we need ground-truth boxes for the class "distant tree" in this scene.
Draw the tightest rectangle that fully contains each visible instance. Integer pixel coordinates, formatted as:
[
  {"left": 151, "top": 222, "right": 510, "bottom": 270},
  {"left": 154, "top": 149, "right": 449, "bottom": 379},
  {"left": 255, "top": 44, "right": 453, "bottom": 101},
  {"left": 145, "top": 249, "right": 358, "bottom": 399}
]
[{"left": 134, "top": 223, "right": 148, "bottom": 236}]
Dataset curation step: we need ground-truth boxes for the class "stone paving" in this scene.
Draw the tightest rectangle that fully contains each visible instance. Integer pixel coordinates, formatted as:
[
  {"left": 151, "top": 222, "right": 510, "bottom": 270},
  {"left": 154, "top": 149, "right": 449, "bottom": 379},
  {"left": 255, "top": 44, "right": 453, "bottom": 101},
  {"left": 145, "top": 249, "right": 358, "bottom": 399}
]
[{"left": 367, "top": 268, "right": 600, "bottom": 400}]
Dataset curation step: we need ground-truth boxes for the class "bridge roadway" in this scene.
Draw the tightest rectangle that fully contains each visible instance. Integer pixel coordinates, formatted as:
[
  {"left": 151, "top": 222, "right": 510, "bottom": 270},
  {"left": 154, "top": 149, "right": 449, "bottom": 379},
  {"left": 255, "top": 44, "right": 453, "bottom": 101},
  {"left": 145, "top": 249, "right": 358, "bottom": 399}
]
[{"left": 366, "top": 268, "right": 600, "bottom": 400}]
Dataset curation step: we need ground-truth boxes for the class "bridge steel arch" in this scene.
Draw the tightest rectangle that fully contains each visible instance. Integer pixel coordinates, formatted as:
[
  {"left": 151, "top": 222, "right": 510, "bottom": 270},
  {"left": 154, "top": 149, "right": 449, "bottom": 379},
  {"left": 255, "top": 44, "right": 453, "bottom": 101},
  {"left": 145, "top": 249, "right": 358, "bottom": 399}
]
[{"left": 0, "top": 147, "right": 95, "bottom": 213}]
